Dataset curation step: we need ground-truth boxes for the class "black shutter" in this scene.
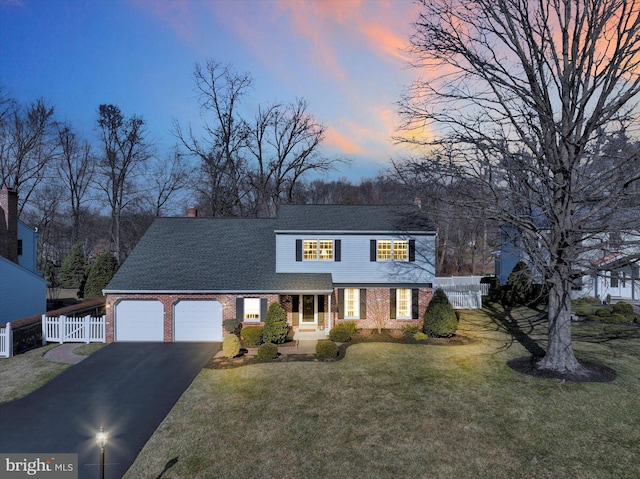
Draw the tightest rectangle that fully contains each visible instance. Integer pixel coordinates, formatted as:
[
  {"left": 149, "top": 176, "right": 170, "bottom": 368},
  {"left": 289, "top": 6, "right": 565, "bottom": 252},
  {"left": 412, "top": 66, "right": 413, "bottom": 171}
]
[
  {"left": 412, "top": 289, "right": 419, "bottom": 319},
  {"left": 296, "top": 239, "right": 302, "bottom": 261},
  {"left": 409, "top": 239, "right": 416, "bottom": 262},
  {"left": 360, "top": 289, "right": 367, "bottom": 319},
  {"left": 335, "top": 239, "right": 341, "bottom": 262},
  {"left": 236, "top": 298, "right": 244, "bottom": 321},
  {"left": 260, "top": 298, "right": 268, "bottom": 322},
  {"left": 390, "top": 289, "right": 396, "bottom": 319},
  {"left": 338, "top": 288, "right": 344, "bottom": 319},
  {"left": 370, "top": 240, "right": 377, "bottom": 262},
  {"left": 292, "top": 295, "right": 299, "bottom": 326}
]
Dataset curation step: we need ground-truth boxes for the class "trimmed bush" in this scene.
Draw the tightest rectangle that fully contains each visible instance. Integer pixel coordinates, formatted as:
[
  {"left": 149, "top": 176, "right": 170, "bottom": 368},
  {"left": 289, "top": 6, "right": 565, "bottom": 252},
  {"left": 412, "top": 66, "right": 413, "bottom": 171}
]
[
  {"left": 413, "top": 331, "right": 429, "bottom": 341},
  {"left": 613, "top": 301, "right": 634, "bottom": 319},
  {"left": 605, "top": 313, "right": 629, "bottom": 324},
  {"left": 503, "top": 261, "right": 534, "bottom": 306},
  {"left": 262, "top": 302, "right": 289, "bottom": 344},
  {"left": 341, "top": 321, "right": 358, "bottom": 335},
  {"left": 222, "top": 334, "right": 241, "bottom": 358},
  {"left": 596, "top": 308, "right": 612, "bottom": 318},
  {"left": 242, "top": 326, "right": 263, "bottom": 346},
  {"left": 423, "top": 288, "right": 458, "bottom": 338},
  {"left": 257, "top": 342, "right": 278, "bottom": 360},
  {"left": 329, "top": 323, "right": 352, "bottom": 342},
  {"left": 402, "top": 325, "right": 420, "bottom": 334},
  {"left": 316, "top": 339, "right": 338, "bottom": 359}
]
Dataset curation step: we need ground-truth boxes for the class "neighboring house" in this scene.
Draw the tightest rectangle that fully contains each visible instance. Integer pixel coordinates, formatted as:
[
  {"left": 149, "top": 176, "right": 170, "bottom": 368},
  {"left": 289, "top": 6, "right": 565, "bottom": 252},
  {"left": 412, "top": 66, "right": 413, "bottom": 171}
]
[
  {"left": 0, "top": 187, "right": 47, "bottom": 325},
  {"left": 571, "top": 252, "right": 640, "bottom": 301},
  {"left": 104, "top": 204, "right": 436, "bottom": 342}
]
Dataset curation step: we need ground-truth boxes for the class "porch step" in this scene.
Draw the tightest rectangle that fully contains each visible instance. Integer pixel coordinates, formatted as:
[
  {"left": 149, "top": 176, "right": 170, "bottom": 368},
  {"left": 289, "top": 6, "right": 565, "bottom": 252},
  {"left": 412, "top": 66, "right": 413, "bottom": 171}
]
[{"left": 293, "top": 329, "right": 328, "bottom": 340}]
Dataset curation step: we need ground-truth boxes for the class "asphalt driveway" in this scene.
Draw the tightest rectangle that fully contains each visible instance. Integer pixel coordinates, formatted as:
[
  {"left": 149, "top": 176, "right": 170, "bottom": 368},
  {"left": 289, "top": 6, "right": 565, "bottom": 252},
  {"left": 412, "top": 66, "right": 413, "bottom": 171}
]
[{"left": 0, "top": 342, "right": 219, "bottom": 478}]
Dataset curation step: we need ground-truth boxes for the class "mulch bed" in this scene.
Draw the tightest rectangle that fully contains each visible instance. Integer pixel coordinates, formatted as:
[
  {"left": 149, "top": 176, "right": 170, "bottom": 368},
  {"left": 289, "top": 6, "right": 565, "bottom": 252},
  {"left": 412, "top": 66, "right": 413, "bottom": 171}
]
[
  {"left": 204, "top": 330, "right": 476, "bottom": 370},
  {"left": 507, "top": 356, "right": 617, "bottom": 383}
]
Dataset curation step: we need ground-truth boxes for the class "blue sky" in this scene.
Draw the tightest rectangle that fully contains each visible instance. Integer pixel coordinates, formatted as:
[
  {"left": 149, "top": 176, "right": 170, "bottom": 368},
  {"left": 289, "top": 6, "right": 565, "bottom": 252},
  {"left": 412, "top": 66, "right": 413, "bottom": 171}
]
[{"left": 1, "top": 0, "right": 423, "bottom": 181}]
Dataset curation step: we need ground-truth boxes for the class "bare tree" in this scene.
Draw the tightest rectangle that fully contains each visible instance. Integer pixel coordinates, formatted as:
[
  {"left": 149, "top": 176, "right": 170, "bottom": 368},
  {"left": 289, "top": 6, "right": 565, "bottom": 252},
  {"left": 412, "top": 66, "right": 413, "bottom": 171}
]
[
  {"left": 57, "top": 123, "right": 95, "bottom": 242},
  {"left": 96, "top": 104, "right": 152, "bottom": 262},
  {"left": 143, "top": 147, "right": 191, "bottom": 216},
  {"left": 174, "top": 60, "right": 251, "bottom": 217},
  {"left": 246, "top": 98, "right": 336, "bottom": 216},
  {"left": 397, "top": 0, "right": 640, "bottom": 373},
  {"left": 0, "top": 97, "right": 57, "bottom": 213}
]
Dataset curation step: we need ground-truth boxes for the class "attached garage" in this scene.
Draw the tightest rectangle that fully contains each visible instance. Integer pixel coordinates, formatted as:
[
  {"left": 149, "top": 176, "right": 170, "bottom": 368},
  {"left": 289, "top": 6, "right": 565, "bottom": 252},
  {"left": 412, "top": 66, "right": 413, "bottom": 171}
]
[
  {"left": 115, "top": 300, "right": 164, "bottom": 341},
  {"left": 174, "top": 300, "right": 223, "bottom": 342}
]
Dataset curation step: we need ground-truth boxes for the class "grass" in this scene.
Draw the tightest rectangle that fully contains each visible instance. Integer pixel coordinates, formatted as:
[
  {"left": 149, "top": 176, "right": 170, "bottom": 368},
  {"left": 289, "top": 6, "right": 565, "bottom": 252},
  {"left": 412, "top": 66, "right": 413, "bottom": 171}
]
[
  {"left": 123, "top": 307, "right": 640, "bottom": 479},
  {"left": 0, "top": 343, "right": 69, "bottom": 404}
]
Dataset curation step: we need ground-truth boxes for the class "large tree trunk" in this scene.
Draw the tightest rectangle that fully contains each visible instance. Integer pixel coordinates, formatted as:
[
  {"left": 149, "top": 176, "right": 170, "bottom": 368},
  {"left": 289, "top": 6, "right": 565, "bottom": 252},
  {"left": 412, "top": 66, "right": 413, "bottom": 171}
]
[{"left": 538, "top": 270, "right": 582, "bottom": 372}]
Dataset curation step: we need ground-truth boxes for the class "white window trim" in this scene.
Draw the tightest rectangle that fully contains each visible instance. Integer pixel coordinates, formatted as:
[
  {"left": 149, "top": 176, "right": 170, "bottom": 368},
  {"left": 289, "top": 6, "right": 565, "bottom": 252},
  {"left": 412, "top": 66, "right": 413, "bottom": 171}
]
[
  {"left": 303, "top": 239, "right": 334, "bottom": 261},
  {"left": 377, "top": 239, "right": 409, "bottom": 262},
  {"left": 396, "top": 288, "right": 411, "bottom": 320},
  {"left": 244, "top": 298, "right": 261, "bottom": 322},
  {"left": 344, "top": 288, "right": 360, "bottom": 319}
]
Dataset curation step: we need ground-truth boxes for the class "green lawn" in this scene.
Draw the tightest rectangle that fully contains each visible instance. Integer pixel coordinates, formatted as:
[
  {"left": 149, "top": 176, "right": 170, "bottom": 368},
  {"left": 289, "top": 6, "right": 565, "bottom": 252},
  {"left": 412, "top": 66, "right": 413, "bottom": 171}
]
[{"left": 124, "top": 308, "right": 640, "bottom": 479}]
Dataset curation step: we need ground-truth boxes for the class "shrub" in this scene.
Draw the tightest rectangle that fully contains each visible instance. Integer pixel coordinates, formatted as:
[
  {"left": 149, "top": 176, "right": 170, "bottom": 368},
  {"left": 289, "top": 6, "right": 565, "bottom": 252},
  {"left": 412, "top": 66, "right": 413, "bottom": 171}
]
[
  {"left": 242, "top": 326, "right": 263, "bottom": 346},
  {"left": 329, "top": 323, "right": 352, "bottom": 342},
  {"left": 390, "top": 329, "right": 404, "bottom": 339},
  {"left": 481, "top": 276, "right": 501, "bottom": 303},
  {"left": 613, "top": 301, "right": 634, "bottom": 319},
  {"left": 316, "top": 339, "right": 338, "bottom": 359},
  {"left": 223, "top": 319, "right": 243, "bottom": 337},
  {"left": 606, "top": 313, "right": 629, "bottom": 324},
  {"left": 262, "top": 302, "right": 289, "bottom": 344},
  {"left": 257, "top": 342, "right": 278, "bottom": 360},
  {"left": 341, "top": 321, "right": 358, "bottom": 335},
  {"left": 595, "top": 308, "right": 612, "bottom": 318},
  {"left": 402, "top": 325, "right": 420, "bottom": 334},
  {"left": 423, "top": 288, "right": 458, "bottom": 338},
  {"left": 222, "top": 334, "right": 241, "bottom": 358},
  {"left": 413, "top": 331, "right": 428, "bottom": 341},
  {"left": 503, "top": 261, "right": 534, "bottom": 306}
]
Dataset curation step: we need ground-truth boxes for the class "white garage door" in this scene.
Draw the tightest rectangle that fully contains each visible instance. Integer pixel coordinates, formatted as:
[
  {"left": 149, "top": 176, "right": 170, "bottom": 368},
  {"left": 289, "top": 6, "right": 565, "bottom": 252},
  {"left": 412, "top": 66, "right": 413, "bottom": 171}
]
[
  {"left": 115, "top": 300, "right": 164, "bottom": 341},
  {"left": 174, "top": 300, "right": 223, "bottom": 342}
]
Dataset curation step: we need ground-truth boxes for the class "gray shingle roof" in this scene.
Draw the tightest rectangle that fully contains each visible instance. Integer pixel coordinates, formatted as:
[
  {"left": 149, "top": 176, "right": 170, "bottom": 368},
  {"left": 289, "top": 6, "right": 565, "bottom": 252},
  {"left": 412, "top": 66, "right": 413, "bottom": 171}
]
[
  {"left": 105, "top": 205, "right": 433, "bottom": 293},
  {"left": 277, "top": 204, "right": 434, "bottom": 232}
]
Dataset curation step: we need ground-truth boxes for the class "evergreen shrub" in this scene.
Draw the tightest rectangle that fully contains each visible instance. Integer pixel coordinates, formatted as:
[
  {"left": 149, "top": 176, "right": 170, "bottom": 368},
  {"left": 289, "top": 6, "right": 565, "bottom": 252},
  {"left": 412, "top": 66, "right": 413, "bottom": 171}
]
[
  {"left": 242, "top": 326, "right": 263, "bottom": 346},
  {"left": 329, "top": 323, "right": 352, "bottom": 342},
  {"left": 262, "top": 302, "right": 289, "bottom": 344},
  {"left": 413, "top": 331, "right": 429, "bottom": 341},
  {"left": 257, "top": 342, "right": 278, "bottom": 360},
  {"left": 84, "top": 253, "right": 119, "bottom": 297},
  {"left": 423, "top": 288, "right": 458, "bottom": 338},
  {"left": 613, "top": 302, "right": 634, "bottom": 319},
  {"left": 222, "top": 334, "right": 241, "bottom": 358},
  {"left": 316, "top": 339, "right": 338, "bottom": 359}
]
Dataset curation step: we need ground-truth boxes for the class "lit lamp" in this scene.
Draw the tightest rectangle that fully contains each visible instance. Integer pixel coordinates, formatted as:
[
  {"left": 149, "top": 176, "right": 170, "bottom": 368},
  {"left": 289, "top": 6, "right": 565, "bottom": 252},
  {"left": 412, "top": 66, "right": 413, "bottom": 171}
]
[{"left": 96, "top": 426, "right": 108, "bottom": 479}]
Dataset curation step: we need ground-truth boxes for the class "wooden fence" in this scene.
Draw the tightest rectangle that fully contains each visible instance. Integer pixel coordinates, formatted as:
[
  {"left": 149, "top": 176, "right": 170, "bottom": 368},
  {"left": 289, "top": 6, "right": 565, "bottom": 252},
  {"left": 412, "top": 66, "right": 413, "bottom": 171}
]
[
  {"left": 42, "top": 315, "right": 106, "bottom": 343},
  {"left": 0, "top": 322, "right": 11, "bottom": 358}
]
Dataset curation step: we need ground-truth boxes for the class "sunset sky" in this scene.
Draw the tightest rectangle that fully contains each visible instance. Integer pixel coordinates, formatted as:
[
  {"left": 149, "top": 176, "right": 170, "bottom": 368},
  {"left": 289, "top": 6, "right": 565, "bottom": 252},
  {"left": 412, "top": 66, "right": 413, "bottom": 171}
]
[{"left": 0, "top": 0, "right": 424, "bottom": 181}]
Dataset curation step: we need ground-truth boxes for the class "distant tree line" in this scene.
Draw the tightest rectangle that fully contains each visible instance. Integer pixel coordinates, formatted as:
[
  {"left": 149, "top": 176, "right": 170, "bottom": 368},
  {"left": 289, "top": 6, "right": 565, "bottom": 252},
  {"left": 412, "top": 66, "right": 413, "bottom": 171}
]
[{"left": 0, "top": 59, "right": 498, "bottom": 291}]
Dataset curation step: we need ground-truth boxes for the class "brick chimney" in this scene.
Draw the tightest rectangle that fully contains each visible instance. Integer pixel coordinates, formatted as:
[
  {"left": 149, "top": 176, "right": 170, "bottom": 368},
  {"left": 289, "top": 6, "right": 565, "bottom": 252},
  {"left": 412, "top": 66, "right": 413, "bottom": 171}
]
[
  {"left": 0, "top": 187, "right": 19, "bottom": 263},
  {"left": 186, "top": 207, "right": 198, "bottom": 218}
]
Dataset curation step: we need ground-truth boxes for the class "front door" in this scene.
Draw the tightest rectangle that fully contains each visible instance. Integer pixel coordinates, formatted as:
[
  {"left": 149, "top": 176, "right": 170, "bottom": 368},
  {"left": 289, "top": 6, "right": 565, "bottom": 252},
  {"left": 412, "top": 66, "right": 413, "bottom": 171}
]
[{"left": 301, "top": 294, "right": 316, "bottom": 326}]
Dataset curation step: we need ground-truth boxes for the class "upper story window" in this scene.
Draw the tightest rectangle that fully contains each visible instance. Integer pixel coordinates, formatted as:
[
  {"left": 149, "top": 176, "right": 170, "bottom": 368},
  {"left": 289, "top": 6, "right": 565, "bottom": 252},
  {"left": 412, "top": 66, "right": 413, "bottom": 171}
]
[
  {"left": 376, "top": 240, "right": 409, "bottom": 261},
  {"left": 296, "top": 239, "right": 340, "bottom": 261}
]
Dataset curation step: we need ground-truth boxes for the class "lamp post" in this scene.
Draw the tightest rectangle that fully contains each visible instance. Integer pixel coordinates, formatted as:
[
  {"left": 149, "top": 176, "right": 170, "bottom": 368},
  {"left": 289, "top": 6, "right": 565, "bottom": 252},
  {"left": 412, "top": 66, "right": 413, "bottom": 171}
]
[{"left": 96, "top": 426, "right": 108, "bottom": 479}]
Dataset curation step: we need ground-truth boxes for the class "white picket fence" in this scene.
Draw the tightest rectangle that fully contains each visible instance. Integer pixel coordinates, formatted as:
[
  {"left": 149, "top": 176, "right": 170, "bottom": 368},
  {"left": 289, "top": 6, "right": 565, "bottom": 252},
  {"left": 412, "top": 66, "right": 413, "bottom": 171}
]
[
  {"left": 434, "top": 276, "right": 490, "bottom": 296},
  {"left": 0, "top": 322, "right": 11, "bottom": 358},
  {"left": 42, "top": 314, "right": 106, "bottom": 343},
  {"left": 443, "top": 290, "right": 483, "bottom": 309}
]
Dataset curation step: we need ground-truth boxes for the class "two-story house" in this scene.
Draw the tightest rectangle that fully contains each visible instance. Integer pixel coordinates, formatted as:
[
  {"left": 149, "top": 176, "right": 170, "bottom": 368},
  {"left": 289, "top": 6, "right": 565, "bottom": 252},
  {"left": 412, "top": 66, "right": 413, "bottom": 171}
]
[
  {"left": 0, "top": 187, "right": 48, "bottom": 324},
  {"left": 103, "top": 204, "right": 436, "bottom": 343}
]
